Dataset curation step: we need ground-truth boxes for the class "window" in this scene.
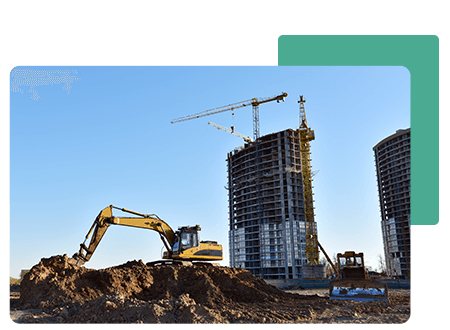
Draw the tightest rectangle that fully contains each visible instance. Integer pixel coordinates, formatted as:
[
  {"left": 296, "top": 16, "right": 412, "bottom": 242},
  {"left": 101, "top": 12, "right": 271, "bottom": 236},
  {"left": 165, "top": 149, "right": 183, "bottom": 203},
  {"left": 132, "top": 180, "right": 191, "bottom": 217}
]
[{"left": 180, "top": 232, "right": 198, "bottom": 250}]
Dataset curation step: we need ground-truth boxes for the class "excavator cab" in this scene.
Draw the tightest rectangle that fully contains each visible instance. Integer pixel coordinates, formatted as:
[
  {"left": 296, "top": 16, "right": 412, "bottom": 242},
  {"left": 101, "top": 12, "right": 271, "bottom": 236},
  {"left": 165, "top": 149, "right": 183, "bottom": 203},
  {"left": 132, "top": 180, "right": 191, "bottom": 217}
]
[
  {"left": 180, "top": 228, "right": 199, "bottom": 251},
  {"left": 163, "top": 224, "right": 222, "bottom": 262},
  {"left": 172, "top": 226, "right": 199, "bottom": 253}
]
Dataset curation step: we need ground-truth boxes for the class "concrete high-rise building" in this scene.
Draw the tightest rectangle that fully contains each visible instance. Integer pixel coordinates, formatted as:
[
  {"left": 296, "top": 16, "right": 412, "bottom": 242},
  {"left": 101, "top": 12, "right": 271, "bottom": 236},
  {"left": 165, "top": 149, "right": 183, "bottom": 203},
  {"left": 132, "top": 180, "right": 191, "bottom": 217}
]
[
  {"left": 227, "top": 128, "right": 320, "bottom": 280},
  {"left": 373, "top": 128, "right": 411, "bottom": 279}
]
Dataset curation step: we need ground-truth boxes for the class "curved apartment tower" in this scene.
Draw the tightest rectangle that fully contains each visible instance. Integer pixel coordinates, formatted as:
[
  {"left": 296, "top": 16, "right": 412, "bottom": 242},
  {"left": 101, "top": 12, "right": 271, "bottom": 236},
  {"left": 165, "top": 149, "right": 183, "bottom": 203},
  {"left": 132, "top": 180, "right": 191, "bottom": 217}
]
[
  {"left": 227, "top": 128, "right": 321, "bottom": 280},
  {"left": 373, "top": 128, "right": 411, "bottom": 279}
]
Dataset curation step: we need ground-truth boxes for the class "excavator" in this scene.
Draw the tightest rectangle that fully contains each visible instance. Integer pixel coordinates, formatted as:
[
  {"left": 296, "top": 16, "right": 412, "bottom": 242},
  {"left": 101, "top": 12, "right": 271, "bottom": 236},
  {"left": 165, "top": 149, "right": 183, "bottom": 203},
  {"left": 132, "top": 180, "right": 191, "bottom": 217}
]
[
  {"left": 69, "top": 205, "right": 223, "bottom": 266},
  {"left": 316, "top": 239, "right": 389, "bottom": 302}
]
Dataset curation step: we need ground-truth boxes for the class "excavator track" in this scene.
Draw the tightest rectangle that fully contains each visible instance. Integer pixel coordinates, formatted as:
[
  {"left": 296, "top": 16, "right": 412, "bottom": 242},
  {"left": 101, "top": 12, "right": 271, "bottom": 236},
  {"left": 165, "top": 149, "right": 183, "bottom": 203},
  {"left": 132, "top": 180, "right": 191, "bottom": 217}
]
[
  {"left": 146, "top": 260, "right": 193, "bottom": 267},
  {"left": 146, "top": 260, "right": 220, "bottom": 267}
]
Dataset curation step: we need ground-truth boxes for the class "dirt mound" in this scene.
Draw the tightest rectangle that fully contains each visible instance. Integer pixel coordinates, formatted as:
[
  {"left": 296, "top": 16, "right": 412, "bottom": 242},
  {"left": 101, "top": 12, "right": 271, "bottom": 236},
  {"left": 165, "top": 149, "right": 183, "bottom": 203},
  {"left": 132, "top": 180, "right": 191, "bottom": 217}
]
[
  {"left": 17, "top": 255, "right": 410, "bottom": 323},
  {"left": 19, "top": 255, "right": 300, "bottom": 322}
]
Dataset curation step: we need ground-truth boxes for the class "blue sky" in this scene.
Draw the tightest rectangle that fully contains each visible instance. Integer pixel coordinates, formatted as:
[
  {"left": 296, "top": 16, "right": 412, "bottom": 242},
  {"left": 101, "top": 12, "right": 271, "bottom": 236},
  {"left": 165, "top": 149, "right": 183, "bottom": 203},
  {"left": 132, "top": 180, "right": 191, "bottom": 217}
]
[{"left": 9, "top": 66, "right": 410, "bottom": 278}]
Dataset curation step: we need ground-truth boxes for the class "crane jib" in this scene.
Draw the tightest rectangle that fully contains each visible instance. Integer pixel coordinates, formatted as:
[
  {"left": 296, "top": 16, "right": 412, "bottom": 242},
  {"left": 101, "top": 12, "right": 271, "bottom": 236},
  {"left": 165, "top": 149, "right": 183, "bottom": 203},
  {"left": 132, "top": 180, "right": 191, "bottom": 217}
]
[{"left": 170, "top": 92, "right": 287, "bottom": 124}]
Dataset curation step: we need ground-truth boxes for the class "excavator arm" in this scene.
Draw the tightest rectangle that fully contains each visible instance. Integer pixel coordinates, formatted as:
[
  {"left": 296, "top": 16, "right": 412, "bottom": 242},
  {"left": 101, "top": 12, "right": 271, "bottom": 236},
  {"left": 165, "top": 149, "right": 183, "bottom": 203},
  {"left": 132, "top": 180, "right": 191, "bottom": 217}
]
[{"left": 70, "top": 205, "right": 175, "bottom": 266}]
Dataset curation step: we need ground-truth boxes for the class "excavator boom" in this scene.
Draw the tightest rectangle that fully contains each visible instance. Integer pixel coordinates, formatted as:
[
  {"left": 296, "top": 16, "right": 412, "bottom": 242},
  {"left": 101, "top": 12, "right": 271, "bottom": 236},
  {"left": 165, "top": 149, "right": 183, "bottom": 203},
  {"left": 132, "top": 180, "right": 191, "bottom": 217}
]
[{"left": 70, "top": 205, "right": 175, "bottom": 265}]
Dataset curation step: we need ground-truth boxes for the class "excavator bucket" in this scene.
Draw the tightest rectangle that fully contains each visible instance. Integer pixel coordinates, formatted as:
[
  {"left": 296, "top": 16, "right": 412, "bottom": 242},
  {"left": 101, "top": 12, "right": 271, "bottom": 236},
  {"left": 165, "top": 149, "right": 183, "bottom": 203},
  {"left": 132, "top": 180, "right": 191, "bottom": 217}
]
[
  {"left": 68, "top": 256, "right": 86, "bottom": 267},
  {"left": 329, "top": 279, "right": 389, "bottom": 302}
]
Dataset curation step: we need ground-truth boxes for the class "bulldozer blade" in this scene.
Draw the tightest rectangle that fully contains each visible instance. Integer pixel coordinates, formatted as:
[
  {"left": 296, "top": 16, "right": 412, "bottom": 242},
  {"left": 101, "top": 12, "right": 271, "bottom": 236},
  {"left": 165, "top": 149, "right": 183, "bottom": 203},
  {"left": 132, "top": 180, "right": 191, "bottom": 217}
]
[{"left": 329, "top": 279, "right": 389, "bottom": 302}]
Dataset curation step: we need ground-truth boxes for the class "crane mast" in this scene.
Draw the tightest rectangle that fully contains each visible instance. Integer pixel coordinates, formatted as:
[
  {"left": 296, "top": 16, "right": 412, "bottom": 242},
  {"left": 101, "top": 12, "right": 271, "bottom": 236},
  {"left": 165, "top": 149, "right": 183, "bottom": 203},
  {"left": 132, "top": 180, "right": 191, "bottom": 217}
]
[
  {"left": 298, "top": 95, "right": 320, "bottom": 265},
  {"left": 208, "top": 121, "right": 253, "bottom": 143}
]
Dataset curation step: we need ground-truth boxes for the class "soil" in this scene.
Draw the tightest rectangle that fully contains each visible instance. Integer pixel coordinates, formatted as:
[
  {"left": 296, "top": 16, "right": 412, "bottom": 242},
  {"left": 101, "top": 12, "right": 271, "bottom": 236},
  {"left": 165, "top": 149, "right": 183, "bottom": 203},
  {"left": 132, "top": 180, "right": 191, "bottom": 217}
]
[{"left": 10, "top": 254, "right": 410, "bottom": 323}]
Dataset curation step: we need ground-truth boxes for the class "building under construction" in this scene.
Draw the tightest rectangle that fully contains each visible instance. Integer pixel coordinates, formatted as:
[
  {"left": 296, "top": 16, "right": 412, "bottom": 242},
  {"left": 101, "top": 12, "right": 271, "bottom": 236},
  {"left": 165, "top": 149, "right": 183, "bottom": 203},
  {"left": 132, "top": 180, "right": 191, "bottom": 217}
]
[
  {"left": 227, "top": 129, "right": 318, "bottom": 279},
  {"left": 373, "top": 128, "right": 411, "bottom": 279},
  {"left": 171, "top": 93, "right": 323, "bottom": 280}
]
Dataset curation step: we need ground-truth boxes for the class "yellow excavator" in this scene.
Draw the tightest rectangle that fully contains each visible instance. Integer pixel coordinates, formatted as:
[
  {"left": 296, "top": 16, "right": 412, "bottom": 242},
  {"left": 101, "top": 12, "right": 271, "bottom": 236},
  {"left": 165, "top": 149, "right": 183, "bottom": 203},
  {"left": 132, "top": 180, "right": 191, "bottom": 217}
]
[{"left": 69, "top": 205, "right": 223, "bottom": 266}]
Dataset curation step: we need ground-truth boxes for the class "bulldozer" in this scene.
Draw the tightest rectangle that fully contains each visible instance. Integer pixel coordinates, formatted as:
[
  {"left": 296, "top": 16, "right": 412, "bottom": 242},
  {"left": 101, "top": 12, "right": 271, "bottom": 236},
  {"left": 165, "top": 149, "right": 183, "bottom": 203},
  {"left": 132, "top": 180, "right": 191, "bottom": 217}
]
[
  {"left": 69, "top": 205, "right": 223, "bottom": 266},
  {"left": 328, "top": 251, "right": 389, "bottom": 302},
  {"left": 315, "top": 238, "right": 388, "bottom": 302}
]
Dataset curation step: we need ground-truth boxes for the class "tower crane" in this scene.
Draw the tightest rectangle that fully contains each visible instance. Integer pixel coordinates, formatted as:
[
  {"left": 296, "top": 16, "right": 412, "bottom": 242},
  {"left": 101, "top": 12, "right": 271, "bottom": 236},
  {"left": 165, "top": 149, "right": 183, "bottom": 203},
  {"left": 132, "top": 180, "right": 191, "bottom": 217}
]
[
  {"left": 170, "top": 92, "right": 287, "bottom": 140},
  {"left": 171, "top": 92, "right": 287, "bottom": 279},
  {"left": 208, "top": 121, "right": 253, "bottom": 143},
  {"left": 298, "top": 95, "right": 320, "bottom": 265}
]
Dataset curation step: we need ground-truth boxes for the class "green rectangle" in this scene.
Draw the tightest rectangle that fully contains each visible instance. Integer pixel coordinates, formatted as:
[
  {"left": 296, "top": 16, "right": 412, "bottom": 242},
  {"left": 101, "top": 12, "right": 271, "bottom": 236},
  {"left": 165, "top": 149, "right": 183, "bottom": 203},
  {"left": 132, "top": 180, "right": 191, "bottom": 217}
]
[{"left": 278, "top": 35, "right": 439, "bottom": 225}]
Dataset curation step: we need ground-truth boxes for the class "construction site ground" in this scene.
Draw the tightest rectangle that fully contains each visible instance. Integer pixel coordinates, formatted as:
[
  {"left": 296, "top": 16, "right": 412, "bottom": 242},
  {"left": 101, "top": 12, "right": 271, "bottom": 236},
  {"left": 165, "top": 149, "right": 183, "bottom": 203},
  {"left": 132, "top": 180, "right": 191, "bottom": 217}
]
[{"left": 10, "top": 255, "right": 410, "bottom": 324}]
